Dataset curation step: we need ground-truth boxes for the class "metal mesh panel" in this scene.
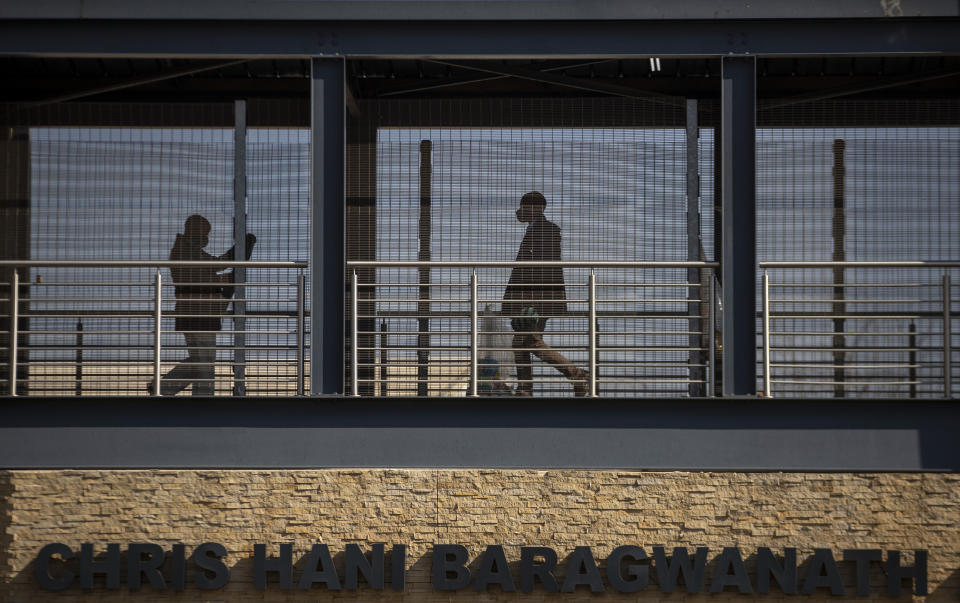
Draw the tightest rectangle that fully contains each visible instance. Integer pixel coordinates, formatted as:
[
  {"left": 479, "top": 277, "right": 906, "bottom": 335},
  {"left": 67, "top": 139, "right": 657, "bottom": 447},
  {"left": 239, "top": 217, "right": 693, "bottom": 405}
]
[
  {"left": 0, "top": 107, "right": 310, "bottom": 396},
  {"left": 754, "top": 100, "right": 960, "bottom": 398},
  {"left": 348, "top": 97, "right": 713, "bottom": 397}
]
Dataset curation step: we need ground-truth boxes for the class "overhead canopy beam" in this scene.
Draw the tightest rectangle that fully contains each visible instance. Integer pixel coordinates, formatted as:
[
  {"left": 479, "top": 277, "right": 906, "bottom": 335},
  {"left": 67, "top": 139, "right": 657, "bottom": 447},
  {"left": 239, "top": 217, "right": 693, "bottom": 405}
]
[
  {"left": 29, "top": 59, "right": 248, "bottom": 106},
  {"left": 2, "top": 19, "right": 959, "bottom": 57},
  {"left": 762, "top": 67, "right": 960, "bottom": 110},
  {"left": 377, "top": 60, "right": 613, "bottom": 97},
  {"left": 7, "top": 1, "right": 959, "bottom": 21},
  {"left": 423, "top": 60, "right": 682, "bottom": 105}
]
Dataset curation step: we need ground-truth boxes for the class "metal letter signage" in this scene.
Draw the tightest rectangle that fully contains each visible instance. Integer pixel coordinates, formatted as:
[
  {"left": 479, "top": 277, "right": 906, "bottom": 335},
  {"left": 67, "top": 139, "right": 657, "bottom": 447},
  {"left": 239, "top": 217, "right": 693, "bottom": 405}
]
[{"left": 34, "top": 543, "right": 934, "bottom": 596}]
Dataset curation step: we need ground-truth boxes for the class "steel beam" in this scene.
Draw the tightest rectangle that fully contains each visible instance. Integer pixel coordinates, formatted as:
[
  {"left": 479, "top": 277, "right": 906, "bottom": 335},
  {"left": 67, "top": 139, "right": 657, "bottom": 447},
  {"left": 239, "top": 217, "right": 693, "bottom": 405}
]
[
  {"left": 29, "top": 60, "right": 247, "bottom": 106},
  {"left": 721, "top": 56, "right": 756, "bottom": 396},
  {"left": 426, "top": 60, "right": 682, "bottom": 106},
  {"left": 310, "top": 57, "right": 346, "bottom": 395},
  {"left": 1, "top": 20, "right": 960, "bottom": 58},
  {"left": 2, "top": 397, "right": 959, "bottom": 471},
  {"left": 761, "top": 68, "right": 960, "bottom": 110},
  {"left": 377, "top": 60, "right": 613, "bottom": 97},
  {"left": 6, "top": 1, "right": 959, "bottom": 21}
]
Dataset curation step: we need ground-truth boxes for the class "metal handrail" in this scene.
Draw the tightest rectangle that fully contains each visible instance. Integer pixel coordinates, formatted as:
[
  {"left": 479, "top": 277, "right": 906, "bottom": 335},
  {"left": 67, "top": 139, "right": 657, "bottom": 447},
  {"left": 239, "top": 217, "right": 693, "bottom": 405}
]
[
  {"left": 0, "top": 260, "right": 307, "bottom": 268},
  {"left": 2, "top": 261, "right": 308, "bottom": 397},
  {"left": 349, "top": 260, "right": 718, "bottom": 268},
  {"left": 348, "top": 260, "right": 716, "bottom": 398},
  {"left": 761, "top": 263, "right": 956, "bottom": 399},
  {"left": 759, "top": 261, "right": 960, "bottom": 268}
]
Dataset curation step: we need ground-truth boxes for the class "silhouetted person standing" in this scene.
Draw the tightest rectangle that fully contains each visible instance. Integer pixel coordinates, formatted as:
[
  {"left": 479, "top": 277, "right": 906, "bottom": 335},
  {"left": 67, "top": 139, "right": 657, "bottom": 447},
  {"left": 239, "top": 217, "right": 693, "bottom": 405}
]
[
  {"left": 503, "top": 192, "right": 588, "bottom": 396},
  {"left": 158, "top": 214, "right": 255, "bottom": 396}
]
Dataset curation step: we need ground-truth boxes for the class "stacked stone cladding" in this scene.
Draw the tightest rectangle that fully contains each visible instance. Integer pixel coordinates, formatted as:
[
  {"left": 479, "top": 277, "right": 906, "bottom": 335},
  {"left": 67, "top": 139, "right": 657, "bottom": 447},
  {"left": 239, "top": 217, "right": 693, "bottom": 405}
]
[{"left": 1, "top": 470, "right": 958, "bottom": 601}]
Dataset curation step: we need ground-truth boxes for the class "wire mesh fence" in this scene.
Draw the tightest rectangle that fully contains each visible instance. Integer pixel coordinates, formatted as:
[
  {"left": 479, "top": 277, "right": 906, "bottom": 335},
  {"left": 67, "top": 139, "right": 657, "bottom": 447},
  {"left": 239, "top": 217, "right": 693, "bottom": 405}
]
[
  {"left": 1, "top": 115, "right": 311, "bottom": 396},
  {"left": 1, "top": 97, "right": 959, "bottom": 397}
]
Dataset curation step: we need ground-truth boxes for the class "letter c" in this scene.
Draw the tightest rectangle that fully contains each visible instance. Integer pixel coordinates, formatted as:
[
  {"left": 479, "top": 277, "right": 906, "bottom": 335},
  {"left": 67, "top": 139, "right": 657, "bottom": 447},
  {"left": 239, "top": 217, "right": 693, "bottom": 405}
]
[{"left": 35, "top": 543, "right": 75, "bottom": 591}]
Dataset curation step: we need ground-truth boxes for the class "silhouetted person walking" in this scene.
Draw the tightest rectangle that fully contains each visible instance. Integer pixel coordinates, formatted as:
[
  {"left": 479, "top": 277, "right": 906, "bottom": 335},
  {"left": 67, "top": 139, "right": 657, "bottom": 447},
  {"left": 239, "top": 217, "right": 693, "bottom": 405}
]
[
  {"left": 503, "top": 192, "right": 588, "bottom": 396},
  {"left": 157, "top": 215, "right": 255, "bottom": 396}
]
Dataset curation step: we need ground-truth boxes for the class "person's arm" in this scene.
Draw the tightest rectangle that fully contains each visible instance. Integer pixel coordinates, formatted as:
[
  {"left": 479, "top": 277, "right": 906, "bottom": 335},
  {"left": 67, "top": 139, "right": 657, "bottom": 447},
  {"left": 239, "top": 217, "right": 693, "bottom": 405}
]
[{"left": 216, "top": 233, "right": 258, "bottom": 262}]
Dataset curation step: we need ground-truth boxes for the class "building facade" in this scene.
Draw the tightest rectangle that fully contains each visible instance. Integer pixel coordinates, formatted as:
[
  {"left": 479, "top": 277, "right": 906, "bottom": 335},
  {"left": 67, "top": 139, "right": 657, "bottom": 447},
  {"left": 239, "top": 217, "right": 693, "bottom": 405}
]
[{"left": 2, "top": 1, "right": 959, "bottom": 600}]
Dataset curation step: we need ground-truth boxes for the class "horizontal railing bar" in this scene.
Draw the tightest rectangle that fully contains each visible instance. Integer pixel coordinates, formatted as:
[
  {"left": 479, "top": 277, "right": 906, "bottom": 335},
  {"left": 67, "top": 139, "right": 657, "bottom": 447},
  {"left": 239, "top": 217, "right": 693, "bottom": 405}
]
[
  {"left": 0, "top": 260, "right": 307, "bottom": 268},
  {"left": 350, "top": 261, "right": 719, "bottom": 268},
  {"left": 20, "top": 346, "right": 298, "bottom": 351},
  {"left": 365, "top": 312, "right": 705, "bottom": 319},
  {"left": 760, "top": 261, "right": 960, "bottom": 268},
  {"left": 20, "top": 312, "right": 299, "bottom": 318},
  {"left": 24, "top": 330, "right": 297, "bottom": 335},
  {"left": 771, "top": 380, "right": 923, "bottom": 386},
  {"left": 769, "top": 283, "right": 930, "bottom": 288},
  {"left": 358, "top": 363, "right": 708, "bottom": 369},
  {"left": 5, "top": 358, "right": 301, "bottom": 365},
  {"left": 770, "top": 314, "right": 931, "bottom": 319},
  {"left": 478, "top": 346, "right": 706, "bottom": 352},
  {"left": 770, "top": 299, "right": 928, "bottom": 304},
  {"left": 771, "top": 364, "right": 922, "bottom": 369},
  {"left": 769, "top": 346, "right": 925, "bottom": 352},
  {"left": 370, "top": 297, "right": 702, "bottom": 305},
  {"left": 19, "top": 282, "right": 297, "bottom": 288},
  {"left": 771, "top": 331, "right": 933, "bottom": 337},
  {"left": 366, "top": 283, "right": 705, "bottom": 289}
]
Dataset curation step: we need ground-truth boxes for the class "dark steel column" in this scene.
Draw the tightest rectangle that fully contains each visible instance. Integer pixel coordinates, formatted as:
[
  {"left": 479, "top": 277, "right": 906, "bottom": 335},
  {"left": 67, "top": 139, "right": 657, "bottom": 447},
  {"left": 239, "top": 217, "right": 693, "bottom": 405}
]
[
  {"left": 0, "top": 127, "right": 30, "bottom": 395},
  {"left": 831, "top": 139, "right": 847, "bottom": 398},
  {"left": 417, "top": 140, "right": 432, "bottom": 397},
  {"left": 721, "top": 56, "right": 757, "bottom": 396},
  {"left": 233, "top": 99, "right": 248, "bottom": 396},
  {"left": 310, "top": 58, "right": 346, "bottom": 395}
]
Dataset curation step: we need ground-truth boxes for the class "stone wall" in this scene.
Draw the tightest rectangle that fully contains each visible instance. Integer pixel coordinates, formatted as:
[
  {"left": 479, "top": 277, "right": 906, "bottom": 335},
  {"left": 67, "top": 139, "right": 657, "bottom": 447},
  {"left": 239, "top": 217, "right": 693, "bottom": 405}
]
[{"left": 2, "top": 470, "right": 958, "bottom": 601}]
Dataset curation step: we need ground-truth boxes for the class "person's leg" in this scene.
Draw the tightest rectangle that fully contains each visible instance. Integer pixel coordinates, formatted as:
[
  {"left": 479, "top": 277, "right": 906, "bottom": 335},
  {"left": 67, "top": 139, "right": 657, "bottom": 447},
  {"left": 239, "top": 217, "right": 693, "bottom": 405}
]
[
  {"left": 528, "top": 318, "right": 589, "bottom": 396},
  {"left": 190, "top": 332, "right": 217, "bottom": 396},
  {"left": 513, "top": 331, "right": 533, "bottom": 396},
  {"left": 159, "top": 331, "right": 196, "bottom": 396}
]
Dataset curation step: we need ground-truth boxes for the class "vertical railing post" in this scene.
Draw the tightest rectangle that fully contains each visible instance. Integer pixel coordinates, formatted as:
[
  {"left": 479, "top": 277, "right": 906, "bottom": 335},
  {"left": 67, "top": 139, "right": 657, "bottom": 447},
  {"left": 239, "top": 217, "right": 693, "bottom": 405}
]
[
  {"left": 351, "top": 269, "right": 359, "bottom": 397},
  {"left": 588, "top": 269, "right": 597, "bottom": 397},
  {"left": 707, "top": 269, "right": 715, "bottom": 397},
  {"left": 153, "top": 270, "right": 162, "bottom": 397},
  {"left": 9, "top": 269, "right": 18, "bottom": 396},
  {"left": 469, "top": 269, "right": 478, "bottom": 397},
  {"left": 908, "top": 322, "right": 917, "bottom": 399},
  {"left": 75, "top": 319, "right": 83, "bottom": 396},
  {"left": 380, "top": 319, "right": 388, "bottom": 397},
  {"left": 296, "top": 273, "right": 305, "bottom": 396},
  {"left": 762, "top": 269, "right": 771, "bottom": 397},
  {"left": 944, "top": 274, "right": 952, "bottom": 398},
  {"left": 686, "top": 98, "right": 703, "bottom": 397}
]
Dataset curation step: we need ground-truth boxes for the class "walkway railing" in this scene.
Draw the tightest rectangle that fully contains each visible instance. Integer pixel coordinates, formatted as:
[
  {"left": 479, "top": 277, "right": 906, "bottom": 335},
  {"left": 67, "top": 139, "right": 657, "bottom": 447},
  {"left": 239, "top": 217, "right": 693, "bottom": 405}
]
[
  {"left": 759, "top": 261, "right": 958, "bottom": 399},
  {"left": 4, "top": 259, "right": 956, "bottom": 398},
  {"left": 348, "top": 261, "right": 719, "bottom": 398},
  {"left": 0, "top": 260, "right": 308, "bottom": 396}
]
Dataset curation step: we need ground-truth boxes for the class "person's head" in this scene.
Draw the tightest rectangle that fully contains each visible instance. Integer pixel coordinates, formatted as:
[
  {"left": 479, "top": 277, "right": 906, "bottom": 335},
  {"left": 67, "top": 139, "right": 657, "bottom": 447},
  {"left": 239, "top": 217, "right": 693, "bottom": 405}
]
[
  {"left": 516, "top": 191, "right": 547, "bottom": 223},
  {"left": 183, "top": 214, "right": 211, "bottom": 248}
]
